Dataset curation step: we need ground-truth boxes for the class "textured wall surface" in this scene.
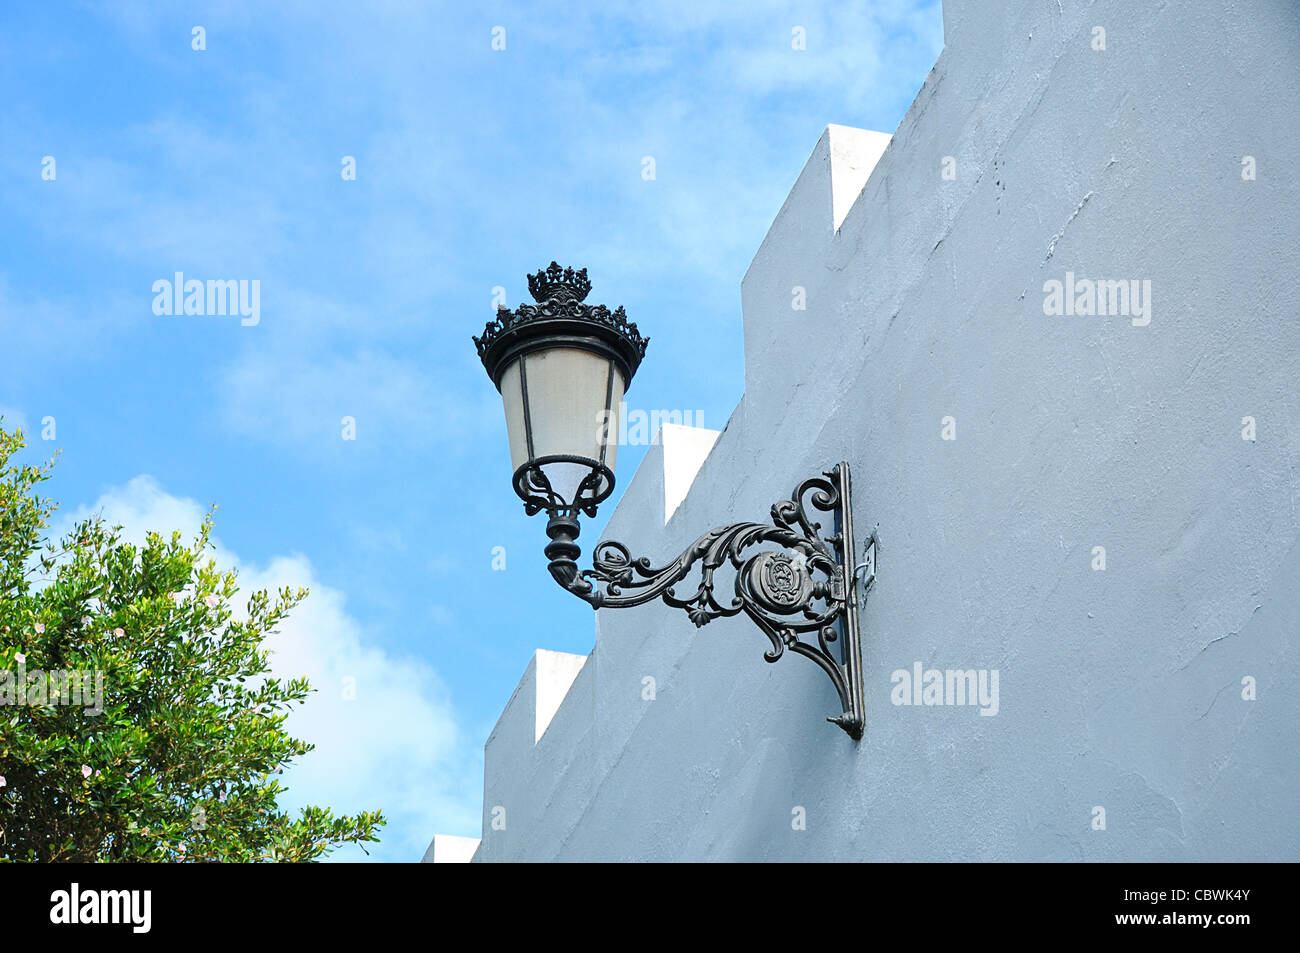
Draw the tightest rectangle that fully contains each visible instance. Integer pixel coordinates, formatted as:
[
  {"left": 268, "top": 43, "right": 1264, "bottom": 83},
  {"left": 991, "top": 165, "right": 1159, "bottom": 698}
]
[{"left": 436, "top": 0, "right": 1300, "bottom": 862}]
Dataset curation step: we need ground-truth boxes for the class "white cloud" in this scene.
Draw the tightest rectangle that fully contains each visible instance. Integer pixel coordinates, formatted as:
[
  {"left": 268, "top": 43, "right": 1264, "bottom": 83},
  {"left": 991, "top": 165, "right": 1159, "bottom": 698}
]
[
  {"left": 217, "top": 346, "right": 498, "bottom": 452},
  {"left": 0, "top": 277, "right": 145, "bottom": 365},
  {"left": 57, "top": 475, "right": 480, "bottom": 861},
  {"left": 0, "top": 406, "right": 29, "bottom": 434}
]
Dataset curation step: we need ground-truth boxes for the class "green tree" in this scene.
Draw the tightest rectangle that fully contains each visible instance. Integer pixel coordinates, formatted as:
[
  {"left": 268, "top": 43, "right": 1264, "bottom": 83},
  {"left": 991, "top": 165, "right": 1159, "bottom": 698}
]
[{"left": 0, "top": 425, "right": 383, "bottom": 861}]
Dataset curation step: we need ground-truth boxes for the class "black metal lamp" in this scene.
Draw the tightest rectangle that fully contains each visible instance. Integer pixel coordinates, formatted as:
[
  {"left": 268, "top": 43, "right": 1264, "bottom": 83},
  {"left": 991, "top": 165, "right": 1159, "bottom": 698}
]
[
  {"left": 475, "top": 264, "right": 872, "bottom": 739},
  {"left": 474, "top": 262, "right": 647, "bottom": 516}
]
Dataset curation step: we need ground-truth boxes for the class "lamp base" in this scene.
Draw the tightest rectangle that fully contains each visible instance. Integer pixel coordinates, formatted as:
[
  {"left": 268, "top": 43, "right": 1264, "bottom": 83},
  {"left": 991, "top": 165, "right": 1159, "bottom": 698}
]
[{"left": 544, "top": 513, "right": 583, "bottom": 589}]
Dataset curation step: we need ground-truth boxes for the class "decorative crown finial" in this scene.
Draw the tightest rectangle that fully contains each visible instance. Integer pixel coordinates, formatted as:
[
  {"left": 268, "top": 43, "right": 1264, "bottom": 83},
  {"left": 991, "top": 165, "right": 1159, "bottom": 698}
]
[
  {"left": 527, "top": 262, "right": 592, "bottom": 304},
  {"left": 473, "top": 263, "right": 649, "bottom": 388}
]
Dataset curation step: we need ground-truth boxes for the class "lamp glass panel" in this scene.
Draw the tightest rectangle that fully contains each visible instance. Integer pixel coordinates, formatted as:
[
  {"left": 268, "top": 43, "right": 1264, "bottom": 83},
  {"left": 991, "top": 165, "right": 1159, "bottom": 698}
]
[
  {"left": 498, "top": 346, "right": 625, "bottom": 503},
  {"left": 499, "top": 357, "right": 529, "bottom": 472}
]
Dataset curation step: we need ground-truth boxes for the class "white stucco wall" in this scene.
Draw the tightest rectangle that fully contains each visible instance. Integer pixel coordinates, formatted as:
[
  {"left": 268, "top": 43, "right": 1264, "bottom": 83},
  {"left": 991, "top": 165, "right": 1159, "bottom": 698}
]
[{"left": 434, "top": 0, "right": 1300, "bottom": 862}]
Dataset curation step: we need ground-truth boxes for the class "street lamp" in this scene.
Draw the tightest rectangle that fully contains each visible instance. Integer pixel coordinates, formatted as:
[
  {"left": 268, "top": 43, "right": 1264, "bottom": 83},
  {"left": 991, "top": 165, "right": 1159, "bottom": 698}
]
[{"left": 474, "top": 264, "right": 873, "bottom": 739}]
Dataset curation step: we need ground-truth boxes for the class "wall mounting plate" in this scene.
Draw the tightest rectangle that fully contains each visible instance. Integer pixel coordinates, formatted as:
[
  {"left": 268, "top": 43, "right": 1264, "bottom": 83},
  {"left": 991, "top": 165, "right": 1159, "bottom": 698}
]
[{"left": 858, "top": 535, "right": 877, "bottom": 596}]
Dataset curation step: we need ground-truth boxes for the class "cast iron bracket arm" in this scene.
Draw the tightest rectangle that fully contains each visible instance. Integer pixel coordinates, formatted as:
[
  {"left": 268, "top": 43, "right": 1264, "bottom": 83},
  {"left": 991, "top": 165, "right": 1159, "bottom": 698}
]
[{"left": 540, "top": 464, "right": 868, "bottom": 739}]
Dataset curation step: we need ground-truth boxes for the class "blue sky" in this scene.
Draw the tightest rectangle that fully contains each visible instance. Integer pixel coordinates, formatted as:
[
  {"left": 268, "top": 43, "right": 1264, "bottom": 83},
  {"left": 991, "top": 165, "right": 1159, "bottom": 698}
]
[{"left": 0, "top": 1, "right": 943, "bottom": 860}]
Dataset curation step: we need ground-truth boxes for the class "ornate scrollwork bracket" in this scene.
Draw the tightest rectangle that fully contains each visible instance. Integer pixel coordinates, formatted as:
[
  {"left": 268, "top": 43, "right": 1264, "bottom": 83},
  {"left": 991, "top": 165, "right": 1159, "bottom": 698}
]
[{"left": 542, "top": 462, "right": 869, "bottom": 739}]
